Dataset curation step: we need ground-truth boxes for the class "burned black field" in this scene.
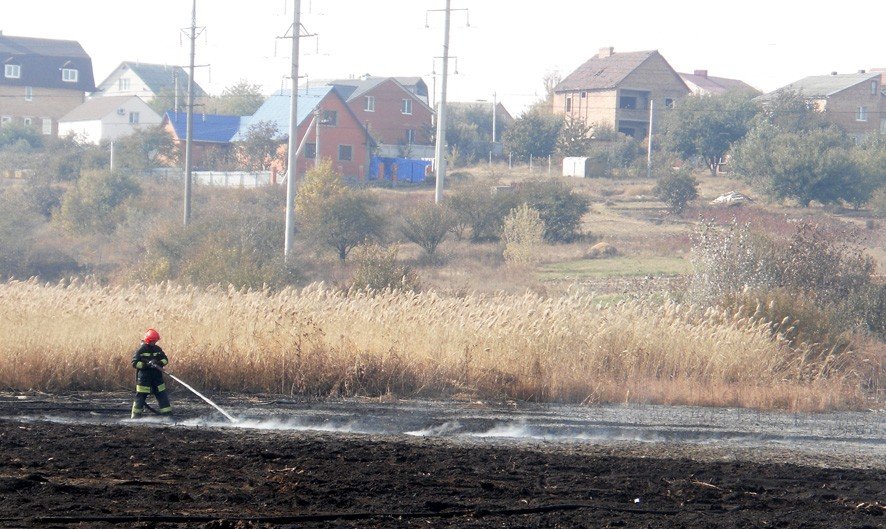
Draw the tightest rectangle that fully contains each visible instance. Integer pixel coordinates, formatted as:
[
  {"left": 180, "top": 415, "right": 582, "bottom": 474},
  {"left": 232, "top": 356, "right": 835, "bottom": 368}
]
[{"left": 0, "top": 394, "right": 883, "bottom": 528}]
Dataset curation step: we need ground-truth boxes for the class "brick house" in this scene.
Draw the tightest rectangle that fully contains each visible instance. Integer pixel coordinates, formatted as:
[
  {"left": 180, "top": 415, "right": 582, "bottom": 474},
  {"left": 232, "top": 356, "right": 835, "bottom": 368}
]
[
  {"left": 94, "top": 62, "right": 207, "bottom": 109},
  {"left": 164, "top": 111, "right": 242, "bottom": 170},
  {"left": 553, "top": 47, "right": 689, "bottom": 138},
  {"left": 326, "top": 76, "right": 434, "bottom": 157},
  {"left": 0, "top": 33, "right": 96, "bottom": 136},
  {"left": 756, "top": 71, "right": 884, "bottom": 141},
  {"left": 679, "top": 70, "right": 759, "bottom": 96},
  {"left": 237, "top": 86, "right": 372, "bottom": 180}
]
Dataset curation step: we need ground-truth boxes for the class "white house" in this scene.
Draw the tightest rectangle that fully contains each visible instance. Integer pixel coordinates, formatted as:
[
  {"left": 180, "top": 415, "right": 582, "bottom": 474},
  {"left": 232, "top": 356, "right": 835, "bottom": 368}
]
[
  {"left": 58, "top": 95, "right": 161, "bottom": 144},
  {"left": 94, "top": 62, "right": 206, "bottom": 103}
]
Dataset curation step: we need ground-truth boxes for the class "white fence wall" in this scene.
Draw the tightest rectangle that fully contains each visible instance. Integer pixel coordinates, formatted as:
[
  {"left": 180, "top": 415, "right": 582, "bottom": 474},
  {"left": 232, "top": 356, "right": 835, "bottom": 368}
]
[{"left": 193, "top": 171, "right": 275, "bottom": 188}]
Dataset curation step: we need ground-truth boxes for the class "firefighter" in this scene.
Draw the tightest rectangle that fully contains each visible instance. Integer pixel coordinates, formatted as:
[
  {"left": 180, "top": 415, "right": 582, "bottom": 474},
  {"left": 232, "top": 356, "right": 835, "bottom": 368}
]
[{"left": 130, "top": 328, "right": 172, "bottom": 419}]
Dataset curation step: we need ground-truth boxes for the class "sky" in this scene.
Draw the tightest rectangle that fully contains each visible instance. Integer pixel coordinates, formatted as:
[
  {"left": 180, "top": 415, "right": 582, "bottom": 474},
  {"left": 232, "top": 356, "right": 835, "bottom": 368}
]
[{"left": 3, "top": 0, "right": 884, "bottom": 115}]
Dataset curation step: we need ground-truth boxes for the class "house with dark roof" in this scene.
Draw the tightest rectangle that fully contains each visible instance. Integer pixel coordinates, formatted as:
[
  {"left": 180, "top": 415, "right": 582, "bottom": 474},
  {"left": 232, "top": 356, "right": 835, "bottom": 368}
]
[
  {"left": 679, "top": 70, "right": 759, "bottom": 96},
  {"left": 163, "top": 111, "right": 242, "bottom": 170},
  {"left": 0, "top": 33, "right": 96, "bottom": 136},
  {"left": 237, "top": 86, "right": 373, "bottom": 179},
  {"left": 95, "top": 62, "right": 207, "bottom": 110},
  {"left": 553, "top": 47, "right": 689, "bottom": 138},
  {"left": 324, "top": 76, "right": 434, "bottom": 158},
  {"left": 756, "top": 70, "right": 884, "bottom": 141},
  {"left": 58, "top": 95, "right": 161, "bottom": 144}
]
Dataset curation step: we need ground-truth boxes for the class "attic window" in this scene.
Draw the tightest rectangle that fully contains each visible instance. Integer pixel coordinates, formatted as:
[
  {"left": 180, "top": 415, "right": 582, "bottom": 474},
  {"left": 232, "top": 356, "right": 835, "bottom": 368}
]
[
  {"left": 62, "top": 68, "right": 79, "bottom": 83},
  {"left": 872, "top": 81, "right": 879, "bottom": 95},
  {"left": 4, "top": 64, "right": 21, "bottom": 79},
  {"left": 580, "top": 91, "right": 587, "bottom": 98},
  {"left": 401, "top": 99, "right": 413, "bottom": 115},
  {"left": 129, "top": 112, "right": 140, "bottom": 124},
  {"left": 365, "top": 96, "right": 375, "bottom": 112},
  {"left": 665, "top": 98, "right": 675, "bottom": 109},
  {"left": 321, "top": 110, "right": 337, "bottom": 126},
  {"left": 119, "top": 78, "right": 131, "bottom": 91}
]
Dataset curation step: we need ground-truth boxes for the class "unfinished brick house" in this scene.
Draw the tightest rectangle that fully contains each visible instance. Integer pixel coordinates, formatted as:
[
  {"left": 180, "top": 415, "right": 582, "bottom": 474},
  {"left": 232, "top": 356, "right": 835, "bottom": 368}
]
[
  {"left": 553, "top": 47, "right": 689, "bottom": 138},
  {"left": 756, "top": 70, "right": 885, "bottom": 142}
]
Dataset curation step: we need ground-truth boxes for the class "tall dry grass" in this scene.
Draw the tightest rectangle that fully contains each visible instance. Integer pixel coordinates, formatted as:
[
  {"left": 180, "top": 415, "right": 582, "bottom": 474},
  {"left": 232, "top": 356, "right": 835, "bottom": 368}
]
[{"left": 0, "top": 279, "right": 877, "bottom": 411}]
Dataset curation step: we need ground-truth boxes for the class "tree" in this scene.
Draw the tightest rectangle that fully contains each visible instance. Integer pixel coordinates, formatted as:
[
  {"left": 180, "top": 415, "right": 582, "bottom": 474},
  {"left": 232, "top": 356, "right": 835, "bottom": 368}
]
[
  {"left": 114, "top": 126, "right": 178, "bottom": 171},
  {"left": 653, "top": 168, "right": 699, "bottom": 215},
  {"left": 297, "top": 161, "right": 384, "bottom": 260},
  {"left": 400, "top": 202, "right": 452, "bottom": 260},
  {"left": 542, "top": 70, "right": 562, "bottom": 105},
  {"left": 236, "top": 121, "right": 280, "bottom": 171},
  {"left": 446, "top": 183, "right": 518, "bottom": 242},
  {"left": 662, "top": 91, "right": 758, "bottom": 176},
  {"left": 57, "top": 170, "right": 141, "bottom": 234},
  {"left": 502, "top": 108, "right": 563, "bottom": 160},
  {"left": 204, "top": 80, "right": 267, "bottom": 116},
  {"left": 556, "top": 115, "right": 593, "bottom": 157},
  {"left": 732, "top": 125, "right": 860, "bottom": 207}
]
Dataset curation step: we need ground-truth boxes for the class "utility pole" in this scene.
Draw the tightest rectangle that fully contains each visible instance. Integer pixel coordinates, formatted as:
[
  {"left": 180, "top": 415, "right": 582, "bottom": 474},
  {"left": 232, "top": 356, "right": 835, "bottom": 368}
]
[
  {"left": 182, "top": 0, "right": 197, "bottom": 226},
  {"left": 492, "top": 91, "right": 497, "bottom": 143},
  {"left": 284, "top": 0, "right": 301, "bottom": 260},
  {"left": 647, "top": 99, "right": 654, "bottom": 179},
  {"left": 433, "top": 0, "right": 451, "bottom": 204},
  {"left": 315, "top": 106, "right": 320, "bottom": 167}
]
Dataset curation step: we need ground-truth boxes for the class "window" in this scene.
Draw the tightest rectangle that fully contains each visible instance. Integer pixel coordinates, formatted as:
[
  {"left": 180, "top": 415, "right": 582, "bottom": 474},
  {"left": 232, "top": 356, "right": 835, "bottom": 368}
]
[
  {"left": 338, "top": 145, "right": 353, "bottom": 161},
  {"left": 401, "top": 98, "right": 412, "bottom": 115},
  {"left": 321, "top": 110, "right": 337, "bottom": 126},
  {"left": 129, "top": 112, "right": 140, "bottom": 124},
  {"left": 1, "top": 116, "right": 11, "bottom": 125},
  {"left": 42, "top": 118, "right": 52, "bottom": 135},
  {"left": 25, "top": 86, "right": 33, "bottom": 101},
  {"left": 119, "top": 78, "right": 131, "bottom": 91},
  {"left": 856, "top": 106, "right": 868, "bottom": 122},
  {"left": 23, "top": 117, "right": 33, "bottom": 126},
  {"left": 405, "top": 129, "right": 415, "bottom": 144},
  {"left": 872, "top": 81, "right": 879, "bottom": 95},
  {"left": 5, "top": 64, "right": 21, "bottom": 78},
  {"left": 365, "top": 96, "right": 375, "bottom": 112},
  {"left": 619, "top": 96, "right": 637, "bottom": 109},
  {"left": 305, "top": 143, "right": 316, "bottom": 159},
  {"left": 565, "top": 97, "right": 572, "bottom": 112},
  {"left": 62, "top": 68, "right": 78, "bottom": 82},
  {"left": 665, "top": 98, "right": 675, "bottom": 109},
  {"left": 580, "top": 91, "right": 587, "bottom": 98}
]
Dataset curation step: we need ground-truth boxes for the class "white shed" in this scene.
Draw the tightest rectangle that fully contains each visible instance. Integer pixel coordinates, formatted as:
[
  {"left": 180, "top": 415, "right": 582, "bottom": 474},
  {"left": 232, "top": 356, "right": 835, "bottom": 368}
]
[
  {"left": 58, "top": 96, "right": 162, "bottom": 144},
  {"left": 562, "top": 157, "right": 590, "bottom": 177}
]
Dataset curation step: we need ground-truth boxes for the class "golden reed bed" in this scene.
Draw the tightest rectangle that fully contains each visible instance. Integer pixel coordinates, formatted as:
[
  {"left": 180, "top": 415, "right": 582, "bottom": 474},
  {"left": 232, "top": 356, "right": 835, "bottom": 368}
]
[{"left": 0, "top": 279, "right": 874, "bottom": 411}]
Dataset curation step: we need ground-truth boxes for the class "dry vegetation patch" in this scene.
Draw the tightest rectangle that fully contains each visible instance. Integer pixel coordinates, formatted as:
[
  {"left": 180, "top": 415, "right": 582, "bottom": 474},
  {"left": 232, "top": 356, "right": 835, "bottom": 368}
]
[{"left": 0, "top": 279, "right": 875, "bottom": 411}]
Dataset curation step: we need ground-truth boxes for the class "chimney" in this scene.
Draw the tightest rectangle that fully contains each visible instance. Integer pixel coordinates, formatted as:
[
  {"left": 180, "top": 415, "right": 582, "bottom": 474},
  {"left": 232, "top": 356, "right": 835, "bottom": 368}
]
[
  {"left": 858, "top": 69, "right": 866, "bottom": 74},
  {"left": 597, "top": 47, "right": 614, "bottom": 58},
  {"left": 693, "top": 69, "right": 708, "bottom": 78},
  {"left": 831, "top": 71, "right": 838, "bottom": 75}
]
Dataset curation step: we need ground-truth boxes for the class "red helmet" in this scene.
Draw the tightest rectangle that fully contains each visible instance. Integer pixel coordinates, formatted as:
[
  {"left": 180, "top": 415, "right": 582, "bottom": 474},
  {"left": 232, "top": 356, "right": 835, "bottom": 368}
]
[{"left": 143, "top": 328, "right": 161, "bottom": 344}]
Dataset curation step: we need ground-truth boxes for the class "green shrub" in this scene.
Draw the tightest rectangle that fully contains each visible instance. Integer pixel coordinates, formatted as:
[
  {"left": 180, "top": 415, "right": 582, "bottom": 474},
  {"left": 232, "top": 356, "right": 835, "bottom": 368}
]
[
  {"left": 446, "top": 182, "right": 518, "bottom": 242},
  {"left": 515, "top": 179, "right": 590, "bottom": 242},
  {"left": 653, "top": 168, "right": 699, "bottom": 215}
]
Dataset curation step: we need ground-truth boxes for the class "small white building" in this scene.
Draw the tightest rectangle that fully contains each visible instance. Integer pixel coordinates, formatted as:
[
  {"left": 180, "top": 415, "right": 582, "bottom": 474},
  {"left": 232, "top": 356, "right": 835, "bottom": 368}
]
[
  {"left": 58, "top": 95, "right": 161, "bottom": 144},
  {"left": 562, "top": 157, "right": 590, "bottom": 177}
]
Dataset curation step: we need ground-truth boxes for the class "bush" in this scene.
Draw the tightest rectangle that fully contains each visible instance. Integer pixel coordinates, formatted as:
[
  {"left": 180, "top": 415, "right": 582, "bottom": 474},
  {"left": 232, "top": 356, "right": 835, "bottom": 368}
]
[
  {"left": 446, "top": 182, "right": 518, "bottom": 242},
  {"left": 502, "top": 204, "right": 545, "bottom": 266},
  {"left": 515, "top": 179, "right": 590, "bottom": 242},
  {"left": 400, "top": 202, "right": 452, "bottom": 260},
  {"left": 653, "top": 168, "right": 699, "bottom": 215},
  {"left": 57, "top": 170, "right": 141, "bottom": 235},
  {"left": 691, "top": 220, "right": 885, "bottom": 344},
  {"left": 349, "top": 243, "right": 420, "bottom": 293}
]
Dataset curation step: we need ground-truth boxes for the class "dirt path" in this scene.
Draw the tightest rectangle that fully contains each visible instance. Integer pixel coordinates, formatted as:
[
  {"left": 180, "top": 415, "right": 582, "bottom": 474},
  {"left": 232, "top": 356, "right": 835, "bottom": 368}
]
[{"left": 0, "top": 393, "right": 883, "bottom": 528}]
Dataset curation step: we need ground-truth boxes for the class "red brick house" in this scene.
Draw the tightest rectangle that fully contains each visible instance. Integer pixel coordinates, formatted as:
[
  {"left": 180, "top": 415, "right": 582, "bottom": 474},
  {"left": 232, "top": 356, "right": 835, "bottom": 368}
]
[
  {"left": 237, "top": 86, "right": 372, "bottom": 179},
  {"left": 326, "top": 76, "right": 434, "bottom": 157}
]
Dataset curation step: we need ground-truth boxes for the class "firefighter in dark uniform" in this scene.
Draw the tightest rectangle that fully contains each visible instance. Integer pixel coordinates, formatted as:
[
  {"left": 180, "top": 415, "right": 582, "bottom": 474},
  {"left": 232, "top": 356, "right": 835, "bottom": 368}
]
[{"left": 131, "top": 328, "right": 172, "bottom": 419}]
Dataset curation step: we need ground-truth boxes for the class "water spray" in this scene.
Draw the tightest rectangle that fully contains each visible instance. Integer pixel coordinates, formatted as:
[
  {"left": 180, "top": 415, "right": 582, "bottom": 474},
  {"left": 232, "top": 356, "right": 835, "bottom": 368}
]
[{"left": 165, "top": 372, "right": 238, "bottom": 423}]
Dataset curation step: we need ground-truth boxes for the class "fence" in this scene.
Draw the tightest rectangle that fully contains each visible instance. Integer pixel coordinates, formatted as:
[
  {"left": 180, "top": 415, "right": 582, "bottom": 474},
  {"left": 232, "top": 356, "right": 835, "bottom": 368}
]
[{"left": 146, "top": 169, "right": 276, "bottom": 188}]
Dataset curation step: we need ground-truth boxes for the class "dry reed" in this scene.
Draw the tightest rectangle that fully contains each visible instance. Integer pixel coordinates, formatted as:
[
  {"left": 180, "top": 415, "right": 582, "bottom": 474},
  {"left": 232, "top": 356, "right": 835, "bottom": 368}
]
[{"left": 0, "top": 279, "right": 875, "bottom": 411}]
